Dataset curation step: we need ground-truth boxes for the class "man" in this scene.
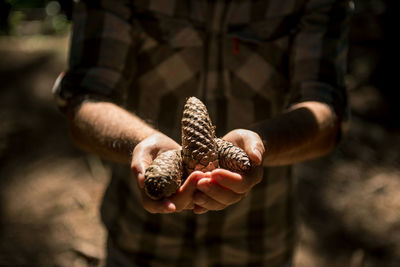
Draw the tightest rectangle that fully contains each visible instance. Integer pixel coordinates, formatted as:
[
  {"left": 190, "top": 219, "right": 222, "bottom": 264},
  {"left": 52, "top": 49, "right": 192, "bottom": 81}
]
[{"left": 53, "top": 0, "right": 352, "bottom": 266}]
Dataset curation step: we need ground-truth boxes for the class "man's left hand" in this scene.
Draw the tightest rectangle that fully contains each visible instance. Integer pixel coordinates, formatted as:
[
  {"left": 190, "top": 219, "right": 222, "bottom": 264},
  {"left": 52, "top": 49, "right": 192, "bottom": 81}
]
[{"left": 193, "top": 129, "right": 265, "bottom": 214}]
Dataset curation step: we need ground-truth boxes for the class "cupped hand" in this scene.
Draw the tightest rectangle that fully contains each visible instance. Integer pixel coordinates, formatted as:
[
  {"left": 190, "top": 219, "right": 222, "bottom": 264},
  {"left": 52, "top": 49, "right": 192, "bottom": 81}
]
[
  {"left": 131, "top": 133, "right": 205, "bottom": 214},
  {"left": 193, "top": 129, "right": 265, "bottom": 214}
]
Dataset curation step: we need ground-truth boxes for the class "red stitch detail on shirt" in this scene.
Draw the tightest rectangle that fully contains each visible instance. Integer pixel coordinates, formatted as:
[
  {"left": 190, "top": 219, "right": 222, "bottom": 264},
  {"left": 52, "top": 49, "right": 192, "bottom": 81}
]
[{"left": 233, "top": 37, "right": 239, "bottom": 55}]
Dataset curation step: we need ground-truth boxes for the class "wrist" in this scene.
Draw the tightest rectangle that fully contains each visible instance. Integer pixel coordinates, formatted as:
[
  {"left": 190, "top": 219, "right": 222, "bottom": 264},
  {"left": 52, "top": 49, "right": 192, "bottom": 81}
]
[{"left": 249, "top": 101, "right": 340, "bottom": 166}]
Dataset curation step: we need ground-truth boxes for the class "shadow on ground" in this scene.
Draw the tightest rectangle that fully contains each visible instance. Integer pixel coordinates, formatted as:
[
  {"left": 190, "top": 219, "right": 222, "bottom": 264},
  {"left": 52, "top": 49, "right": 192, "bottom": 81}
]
[{"left": 0, "top": 36, "right": 109, "bottom": 267}]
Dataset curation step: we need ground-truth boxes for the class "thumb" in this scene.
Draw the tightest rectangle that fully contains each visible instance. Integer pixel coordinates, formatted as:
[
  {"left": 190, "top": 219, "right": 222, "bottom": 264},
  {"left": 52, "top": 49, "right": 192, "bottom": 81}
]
[
  {"left": 169, "top": 171, "right": 205, "bottom": 211},
  {"left": 243, "top": 133, "right": 265, "bottom": 166},
  {"left": 223, "top": 129, "right": 265, "bottom": 166},
  {"left": 131, "top": 147, "right": 153, "bottom": 189}
]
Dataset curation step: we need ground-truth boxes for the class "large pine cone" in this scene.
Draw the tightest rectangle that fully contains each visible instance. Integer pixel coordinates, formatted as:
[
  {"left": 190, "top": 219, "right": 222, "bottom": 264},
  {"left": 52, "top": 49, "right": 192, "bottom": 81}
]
[
  {"left": 144, "top": 150, "right": 183, "bottom": 200},
  {"left": 181, "top": 97, "right": 219, "bottom": 173}
]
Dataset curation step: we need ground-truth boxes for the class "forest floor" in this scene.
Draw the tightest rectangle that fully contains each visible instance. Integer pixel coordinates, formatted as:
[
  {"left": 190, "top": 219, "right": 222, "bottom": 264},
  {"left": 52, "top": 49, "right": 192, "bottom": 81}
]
[{"left": 0, "top": 34, "right": 399, "bottom": 267}]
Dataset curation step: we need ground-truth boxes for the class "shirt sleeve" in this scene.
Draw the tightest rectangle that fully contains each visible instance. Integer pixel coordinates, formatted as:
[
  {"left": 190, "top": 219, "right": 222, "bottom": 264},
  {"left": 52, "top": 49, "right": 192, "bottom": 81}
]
[
  {"left": 53, "top": 0, "right": 139, "bottom": 110},
  {"left": 288, "top": 0, "right": 354, "bottom": 125}
]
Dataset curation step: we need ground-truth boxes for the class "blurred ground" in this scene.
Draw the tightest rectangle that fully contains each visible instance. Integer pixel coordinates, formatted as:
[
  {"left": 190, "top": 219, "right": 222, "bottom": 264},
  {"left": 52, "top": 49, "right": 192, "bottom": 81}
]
[
  {"left": 0, "top": 35, "right": 108, "bottom": 266},
  {"left": 0, "top": 1, "right": 399, "bottom": 266}
]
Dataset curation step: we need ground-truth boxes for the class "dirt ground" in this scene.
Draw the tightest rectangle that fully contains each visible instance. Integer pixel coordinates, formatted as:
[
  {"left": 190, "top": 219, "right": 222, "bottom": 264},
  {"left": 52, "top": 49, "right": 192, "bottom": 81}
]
[
  {"left": 0, "top": 35, "right": 108, "bottom": 267},
  {"left": 0, "top": 14, "right": 399, "bottom": 267}
]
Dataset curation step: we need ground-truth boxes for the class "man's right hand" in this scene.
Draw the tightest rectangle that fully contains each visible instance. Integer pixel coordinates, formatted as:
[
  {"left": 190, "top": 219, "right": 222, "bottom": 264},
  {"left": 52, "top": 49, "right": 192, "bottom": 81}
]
[{"left": 130, "top": 133, "right": 204, "bottom": 214}]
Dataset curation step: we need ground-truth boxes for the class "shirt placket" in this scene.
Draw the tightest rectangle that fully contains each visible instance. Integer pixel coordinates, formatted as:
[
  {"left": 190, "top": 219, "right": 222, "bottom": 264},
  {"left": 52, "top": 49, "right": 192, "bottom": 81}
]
[{"left": 201, "top": 0, "right": 232, "bottom": 121}]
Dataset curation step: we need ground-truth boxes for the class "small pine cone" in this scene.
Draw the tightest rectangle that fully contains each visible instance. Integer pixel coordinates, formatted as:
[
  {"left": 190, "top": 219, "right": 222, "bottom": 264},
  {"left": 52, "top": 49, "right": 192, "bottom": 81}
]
[
  {"left": 144, "top": 150, "right": 184, "bottom": 200},
  {"left": 181, "top": 97, "right": 219, "bottom": 173},
  {"left": 215, "top": 138, "right": 251, "bottom": 173}
]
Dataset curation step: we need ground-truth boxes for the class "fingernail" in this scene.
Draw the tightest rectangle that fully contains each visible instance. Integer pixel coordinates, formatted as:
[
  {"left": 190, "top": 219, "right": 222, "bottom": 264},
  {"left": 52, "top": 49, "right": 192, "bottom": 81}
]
[
  {"left": 194, "top": 198, "right": 206, "bottom": 205},
  {"left": 194, "top": 193, "right": 206, "bottom": 205},
  {"left": 165, "top": 202, "right": 176, "bottom": 212},
  {"left": 194, "top": 209, "right": 208, "bottom": 215}
]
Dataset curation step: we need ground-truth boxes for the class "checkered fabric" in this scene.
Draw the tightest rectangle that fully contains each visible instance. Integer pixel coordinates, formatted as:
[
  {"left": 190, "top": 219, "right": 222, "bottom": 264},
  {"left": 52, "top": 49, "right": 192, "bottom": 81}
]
[{"left": 54, "top": 0, "right": 352, "bottom": 266}]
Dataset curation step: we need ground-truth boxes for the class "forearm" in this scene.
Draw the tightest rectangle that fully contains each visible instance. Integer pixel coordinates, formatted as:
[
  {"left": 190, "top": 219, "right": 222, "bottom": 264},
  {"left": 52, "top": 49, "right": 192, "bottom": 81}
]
[
  {"left": 251, "top": 101, "right": 340, "bottom": 166},
  {"left": 66, "top": 99, "right": 157, "bottom": 164}
]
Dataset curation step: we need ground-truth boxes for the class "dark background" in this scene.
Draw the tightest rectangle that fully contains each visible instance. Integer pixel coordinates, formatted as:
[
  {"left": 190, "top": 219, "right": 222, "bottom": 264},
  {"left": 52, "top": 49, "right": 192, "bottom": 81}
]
[{"left": 0, "top": 0, "right": 399, "bottom": 266}]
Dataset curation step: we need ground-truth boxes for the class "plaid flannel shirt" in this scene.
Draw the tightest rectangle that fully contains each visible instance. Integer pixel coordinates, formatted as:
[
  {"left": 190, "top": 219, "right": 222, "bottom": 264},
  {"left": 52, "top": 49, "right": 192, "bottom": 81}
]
[{"left": 54, "top": 0, "right": 351, "bottom": 266}]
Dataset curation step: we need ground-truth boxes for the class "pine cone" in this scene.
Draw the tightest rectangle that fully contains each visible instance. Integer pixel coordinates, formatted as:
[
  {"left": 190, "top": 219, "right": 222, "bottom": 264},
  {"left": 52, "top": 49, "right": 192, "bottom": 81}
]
[
  {"left": 144, "top": 150, "right": 184, "bottom": 200},
  {"left": 143, "top": 97, "right": 253, "bottom": 200},
  {"left": 215, "top": 138, "right": 251, "bottom": 173},
  {"left": 181, "top": 97, "right": 219, "bottom": 173}
]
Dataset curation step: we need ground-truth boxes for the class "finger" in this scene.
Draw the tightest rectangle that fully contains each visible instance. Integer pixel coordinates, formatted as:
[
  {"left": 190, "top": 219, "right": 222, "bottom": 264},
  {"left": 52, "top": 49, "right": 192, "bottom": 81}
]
[
  {"left": 196, "top": 178, "right": 243, "bottom": 206},
  {"left": 237, "top": 132, "right": 264, "bottom": 166},
  {"left": 169, "top": 171, "right": 205, "bottom": 211},
  {"left": 193, "top": 205, "right": 208, "bottom": 214},
  {"left": 185, "top": 201, "right": 195, "bottom": 210},
  {"left": 211, "top": 166, "right": 263, "bottom": 194},
  {"left": 224, "top": 130, "right": 265, "bottom": 166},
  {"left": 193, "top": 191, "right": 227, "bottom": 211},
  {"left": 140, "top": 190, "right": 176, "bottom": 214},
  {"left": 131, "top": 147, "right": 154, "bottom": 189},
  {"left": 210, "top": 168, "right": 247, "bottom": 194},
  {"left": 245, "top": 137, "right": 265, "bottom": 166}
]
